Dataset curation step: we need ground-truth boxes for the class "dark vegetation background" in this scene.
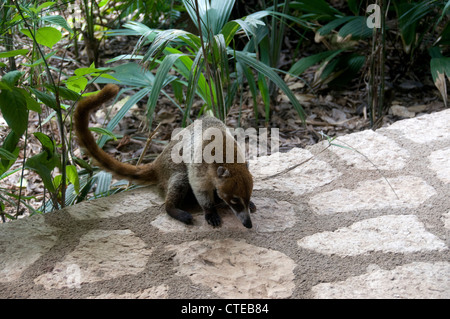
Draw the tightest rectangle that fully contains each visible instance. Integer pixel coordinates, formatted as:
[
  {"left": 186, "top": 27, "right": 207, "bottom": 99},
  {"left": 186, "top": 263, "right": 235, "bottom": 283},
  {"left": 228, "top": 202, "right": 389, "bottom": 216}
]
[{"left": 0, "top": 0, "right": 449, "bottom": 221}]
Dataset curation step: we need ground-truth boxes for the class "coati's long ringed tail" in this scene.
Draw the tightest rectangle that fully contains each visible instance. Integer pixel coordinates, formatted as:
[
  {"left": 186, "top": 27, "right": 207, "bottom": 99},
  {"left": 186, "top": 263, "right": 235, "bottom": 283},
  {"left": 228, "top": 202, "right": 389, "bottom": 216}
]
[{"left": 74, "top": 84, "right": 157, "bottom": 184}]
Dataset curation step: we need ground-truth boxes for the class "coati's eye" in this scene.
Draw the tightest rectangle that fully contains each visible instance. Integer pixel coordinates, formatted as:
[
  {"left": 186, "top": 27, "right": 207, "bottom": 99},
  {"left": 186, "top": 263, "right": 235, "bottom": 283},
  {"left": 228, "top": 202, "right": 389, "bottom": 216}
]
[{"left": 230, "top": 197, "right": 240, "bottom": 204}]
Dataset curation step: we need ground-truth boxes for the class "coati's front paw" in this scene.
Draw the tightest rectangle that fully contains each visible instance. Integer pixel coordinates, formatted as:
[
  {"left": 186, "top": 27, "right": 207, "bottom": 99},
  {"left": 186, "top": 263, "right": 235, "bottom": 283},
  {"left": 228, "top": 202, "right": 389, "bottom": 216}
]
[
  {"left": 249, "top": 200, "right": 257, "bottom": 213},
  {"left": 205, "top": 211, "right": 222, "bottom": 227}
]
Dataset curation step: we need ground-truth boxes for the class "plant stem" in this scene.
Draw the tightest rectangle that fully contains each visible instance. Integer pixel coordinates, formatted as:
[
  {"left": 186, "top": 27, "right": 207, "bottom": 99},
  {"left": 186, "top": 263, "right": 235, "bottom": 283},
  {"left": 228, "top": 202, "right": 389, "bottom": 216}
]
[
  {"left": 193, "top": 0, "right": 217, "bottom": 119},
  {"left": 12, "top": 0, "right": 66, "bottom": 209}
]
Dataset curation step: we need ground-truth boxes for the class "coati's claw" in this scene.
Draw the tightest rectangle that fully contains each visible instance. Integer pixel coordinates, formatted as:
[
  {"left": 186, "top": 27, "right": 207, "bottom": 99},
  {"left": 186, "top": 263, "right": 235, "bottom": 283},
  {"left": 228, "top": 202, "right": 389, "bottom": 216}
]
[{"left": 205, "top": 211, "right": 222, "bottom": 227}]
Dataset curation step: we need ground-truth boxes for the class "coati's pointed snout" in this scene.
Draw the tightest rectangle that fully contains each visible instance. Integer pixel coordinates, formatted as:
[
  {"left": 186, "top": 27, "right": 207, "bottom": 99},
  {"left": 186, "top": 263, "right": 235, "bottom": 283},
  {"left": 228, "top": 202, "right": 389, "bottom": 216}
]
[{"left": 236, "top": 210, "right": 252, "bottom": 228}]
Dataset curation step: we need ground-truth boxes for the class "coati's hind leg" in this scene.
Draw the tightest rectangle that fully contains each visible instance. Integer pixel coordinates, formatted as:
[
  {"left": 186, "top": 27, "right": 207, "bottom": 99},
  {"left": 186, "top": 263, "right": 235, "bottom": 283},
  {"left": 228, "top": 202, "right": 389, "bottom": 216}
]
[{"left": 165, "top": 173, "right": 193, "bottom": 225}]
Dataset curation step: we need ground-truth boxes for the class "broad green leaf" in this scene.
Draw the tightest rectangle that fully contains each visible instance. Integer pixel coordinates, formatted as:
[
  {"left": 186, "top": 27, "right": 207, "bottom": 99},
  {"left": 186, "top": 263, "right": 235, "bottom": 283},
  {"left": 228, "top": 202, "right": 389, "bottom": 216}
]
[
  {"left": 33, "top": 132, "right": 55, "bottom": 153},
  {"left": 18, "top": 88, "right": 41, "bottom": 113},
  {"left": 45, "top": 85, "right": 81, "bottom": 101},
  {"left": 0, "top": 49, "right": 29, "bottom": 58},
  {"left": 66, "top": 165, "right": 80, "bottom": 194},
  {"left": 0, "top": 88, "right": 28, "bottom": 136},
  {"left": 21, "top": 26, "right": 62, "bottom": 48},
  {"left": 74, "top": 66, "right": 105, "bottom": 76},
  {"left": 31, "top": 88, "right": 57, "bottom": 109},
  {"left": 52, "top": 174, "right": 62, "bottom": 191},
  {"left": 41, "top": 15, "right": 73, "bottom": 33},
  {"left": 25, "top": 151, "right": 59, "bottom": 193},
  {"left": 2, "top": 70, "right": 24, "bottom": 87},
  {"left": 99, "top": 0, "right": 109, "bottom": 7},
  {"left": 0, "top": 81, "right": 10, "bottom": 90},
  {"left": 66, "top": 76, "right": 88, "bottom": 93},
  {"left": 36, "top": 1, "right": 55, "bottom": 12},
  {"left": 0, "top": 132, "right": 20, "bottom": 175},
  {"left": 0, "top": 148, "right": 17, "bottom": 161}
]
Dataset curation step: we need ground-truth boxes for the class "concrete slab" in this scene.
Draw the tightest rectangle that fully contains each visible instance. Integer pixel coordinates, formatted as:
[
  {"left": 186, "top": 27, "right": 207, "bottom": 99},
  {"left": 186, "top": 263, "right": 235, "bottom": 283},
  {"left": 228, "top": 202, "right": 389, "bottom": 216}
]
[{"left": 1, "top": 109, "right": 449, "bottom": 299}]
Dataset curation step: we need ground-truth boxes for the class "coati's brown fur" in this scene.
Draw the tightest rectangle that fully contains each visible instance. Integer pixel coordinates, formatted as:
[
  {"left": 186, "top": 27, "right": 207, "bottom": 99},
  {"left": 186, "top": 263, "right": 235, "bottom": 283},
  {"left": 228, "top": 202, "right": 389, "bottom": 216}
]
[{"left": 74, "top": 84, "right": 255, "bottom": 228}]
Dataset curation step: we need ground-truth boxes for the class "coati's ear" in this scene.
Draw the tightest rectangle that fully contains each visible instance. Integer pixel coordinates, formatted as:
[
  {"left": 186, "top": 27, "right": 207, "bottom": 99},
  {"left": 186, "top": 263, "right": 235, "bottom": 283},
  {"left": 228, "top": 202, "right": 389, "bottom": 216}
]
[{"left": 217, "top": 166, "right": 231, "bottom": 178}]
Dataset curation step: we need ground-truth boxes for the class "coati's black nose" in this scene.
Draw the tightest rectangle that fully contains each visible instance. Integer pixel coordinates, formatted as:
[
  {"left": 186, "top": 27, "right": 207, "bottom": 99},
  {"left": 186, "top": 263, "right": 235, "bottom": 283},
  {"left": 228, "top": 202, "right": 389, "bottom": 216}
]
[{"left": 243, "top": 219, "right": 252, "bottom": 229}]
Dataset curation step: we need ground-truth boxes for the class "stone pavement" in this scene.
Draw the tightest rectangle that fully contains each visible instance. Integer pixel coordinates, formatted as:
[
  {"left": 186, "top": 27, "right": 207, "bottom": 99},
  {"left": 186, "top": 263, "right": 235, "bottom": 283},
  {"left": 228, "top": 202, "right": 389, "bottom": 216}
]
[{"left": 1, "top": 109, "right": 449, "bottom": 299}]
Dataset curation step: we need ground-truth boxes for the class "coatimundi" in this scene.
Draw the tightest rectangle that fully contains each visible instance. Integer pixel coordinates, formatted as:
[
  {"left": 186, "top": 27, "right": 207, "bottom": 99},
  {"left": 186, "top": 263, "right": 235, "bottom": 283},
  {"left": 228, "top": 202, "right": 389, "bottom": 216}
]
[{"left": 74, "top": 84, "right": 255, "bottom": 228}]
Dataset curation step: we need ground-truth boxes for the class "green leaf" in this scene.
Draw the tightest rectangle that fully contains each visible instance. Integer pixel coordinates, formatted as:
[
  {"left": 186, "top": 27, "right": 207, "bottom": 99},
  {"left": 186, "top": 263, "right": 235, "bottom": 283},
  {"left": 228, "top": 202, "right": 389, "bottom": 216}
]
[
  {"left": 257, "top": 73, "right": 270, "bottom": 122},
  {"left": 0, "top": 148, "right": 17, "bottom": 161},
  {"left": 66, "top": 165, "right": 80, "bottom": 194},
  {"left": 31, "top": 88, "right": 57, "bottom": 110},
  {"left": 66, "top": 76, "right": 88, "bottom": 93},
  {"left": 0, "top": 131, "right": 20, "bottom": 174},
  {"left": 318, "top": 16, "right": 355, "bottom": 36},
  {"left": 98, "top": 87, "right": 151, "bottom": 148},
  {"left": 89, "top": 127, "right": 118, "bottom": 141},
  {"left": 25, "top": 152, "right": 59, "bottom": 193},
  {"left": 74, "top": 66, "right": 105, "bottom": 76},
  {"left": 19, "top": 88, "right": 42, "bottom": 113},
  {"left": 289, "top": 49, "right": 343, "bottom": 75},
  {"left": 143, "top": 29, "right": 193, "bottom": 63},
  {"left": 289, "top": 0, "right": 342, "bottom": 18},
  {"left": 234, "top": 49, "right": 306, "bottom": 121},
  {"left": 52, "top": 174, "right": 62, "bottom": 191},
  {"left": 44, "top": 84, "right": 81, "bottom": 101},
  {"left": 22, "top": 51, "right": 57, "bottom": 67},
  {"left": 93, "top": 62, "right": 154, "bottom": 87},
  {"left": 33, "top": 132, "right": 55, "bottom": 153},
  {"left": 2, "top": 70, "right": 24, "bottom": 87},
  {"left": 21, "top": 26, "right": 62, "bottom": 48},
  {"left": 41, "top": 15, "right": 73, "bottom": 33},
  {"left": 430, "top": 57, "right": 450, "bottom": 107},
  {"left": 36, "top": 1, "right": 55, "bottom": 12},
  {"left": 339, "top": 16, "right": 373, "bottom": 39},
  {"left": 0, "top": 81, "right": 10, "bottom": 90},
  {"left": 146, "top": 53, "right": 185, "bottom": 126},
  {"left": 0, "top": 88, "right": 28, "bottom": 136},
  {"left": 95, "top": 171, "right": 112, "bottom": 196},
  {"left": 0, "top": 49, "right": 29, "bottom": 58},
  {"left": 182, "top": 0, "right": 236, "bottom": 37}
]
